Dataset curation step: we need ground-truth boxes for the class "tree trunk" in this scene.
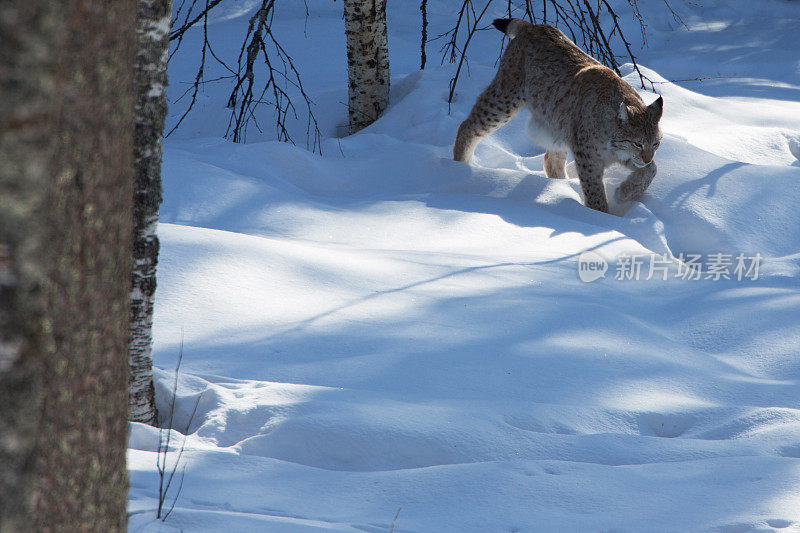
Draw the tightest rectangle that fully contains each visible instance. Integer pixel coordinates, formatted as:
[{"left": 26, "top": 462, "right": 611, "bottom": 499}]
[
  {"left": 130, "top": 0, "right": 172, "bottom": 426},
  {"left": 344, "top": 0, "right": 390, "bottom": 133},
  {"left": 0, "top": 0, "right": 135, "bottom": 529},
  {"left": 0, "top": 2, "right": 57, "bottom": 528}
]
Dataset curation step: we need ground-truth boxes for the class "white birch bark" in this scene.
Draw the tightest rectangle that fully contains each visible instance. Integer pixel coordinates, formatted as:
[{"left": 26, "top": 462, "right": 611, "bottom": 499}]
[
  {"left": 130, "top": 0, "right": 173, "bottom": 425},
  {"left": 344, "top": 0, "right": 390, "bottom": 133}
]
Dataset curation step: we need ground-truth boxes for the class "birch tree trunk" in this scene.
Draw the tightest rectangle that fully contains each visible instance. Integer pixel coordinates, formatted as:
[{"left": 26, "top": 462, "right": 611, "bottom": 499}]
[
  {"left": 0, "top": 0, "right": 135, "bottom": 529},
  {"left": 130, "top": 0, "right": 172, "bottom": 426},
  {"left": 344, "top": 0, "right": 390, "bottom": 133}
]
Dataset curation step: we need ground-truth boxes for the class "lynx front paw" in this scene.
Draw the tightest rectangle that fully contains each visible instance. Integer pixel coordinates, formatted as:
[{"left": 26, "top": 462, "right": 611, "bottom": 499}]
[
  {"left": 615, "top": 161, "right": 657, "bottom": 203},
  {"left": 615, "top": 183, "right": 635, "bottom": 203}
]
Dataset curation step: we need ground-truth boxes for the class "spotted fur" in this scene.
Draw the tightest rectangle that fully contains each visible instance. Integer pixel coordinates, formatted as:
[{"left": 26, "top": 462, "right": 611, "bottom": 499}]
[{"left": 453, "top": 19, "right": 663, "bottom": 213}]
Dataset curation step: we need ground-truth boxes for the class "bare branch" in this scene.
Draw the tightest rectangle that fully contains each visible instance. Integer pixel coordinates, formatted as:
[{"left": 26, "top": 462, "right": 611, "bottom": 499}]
[
  {"left": 442, "top": 0, "right": 662, "bottom": 107},
  {"left": 224, "top": 0, "right": 321, "bottom": 149},
  {"left": 166, "top": 0, "right": 321, "bottom": 151},
  {"left": 420, "top": 0, "right": 428, "bottom": 69},
  {"left": 443, "top": 0, "right": 494, "bottom": 111},
  {"left": 156, "top": 331, "right": 204, "bottom": 522}
]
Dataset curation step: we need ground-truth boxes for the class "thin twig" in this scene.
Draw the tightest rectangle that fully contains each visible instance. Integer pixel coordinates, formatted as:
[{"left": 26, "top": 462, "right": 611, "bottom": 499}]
[
  {"left": 446, "top": 0, "right": 494, "bottom": 111},
  {"left": 156, "top": 330, "right": 204, "bottom": 522},
  {"left": 420, "top": 0, "right": 428, "bottom": 70},
  {"left": 390, "top": 507, "right": 402, "bottom": 533},
  {"left": 443, "top": 0, "right": 662, "bottom": 106},
  {"left": 166, "top": 0, "right": 321, "bottom": 151},
  {"left": 169, "top": 0, "right": 225, "bottom": 43},
  {"left": 224, "top": 0, "right": 321, "bottom": 149},
  {"left": 650, "top": 74, "right": 736, "bottom": 84}
]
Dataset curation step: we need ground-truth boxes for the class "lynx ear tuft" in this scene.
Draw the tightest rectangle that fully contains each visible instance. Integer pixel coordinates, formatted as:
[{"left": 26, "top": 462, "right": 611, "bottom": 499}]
[
  {"left": 618, "top": 102, "right": 629, "bottom": 122},
  {"left": 648, "top": 96, "right": 664, "bottom": 121}
]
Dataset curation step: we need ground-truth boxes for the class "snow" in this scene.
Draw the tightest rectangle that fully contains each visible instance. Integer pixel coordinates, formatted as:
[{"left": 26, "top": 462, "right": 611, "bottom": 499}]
[{"left": 129, "top": 1, "right": 800, "bottom": 531}]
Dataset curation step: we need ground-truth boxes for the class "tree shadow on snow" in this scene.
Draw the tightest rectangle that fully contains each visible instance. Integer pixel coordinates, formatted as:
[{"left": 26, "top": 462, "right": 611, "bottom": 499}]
[{"left": 662, "top": 161, "right": 747, "bottom": 210}]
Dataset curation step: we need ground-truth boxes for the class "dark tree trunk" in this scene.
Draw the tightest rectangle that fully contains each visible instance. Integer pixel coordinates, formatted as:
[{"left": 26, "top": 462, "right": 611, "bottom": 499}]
[
  {"left": 130, "top": 0, "right": 172, "bottom": 426},
  {"left": 0, "top": 0, "right": 135, "bottom": 529},
  {"left": 344, "top": 0, "right": 390, "bottom": 133},
  {"left": 0, "top": 2, "right": 57, "bottom": 528}
]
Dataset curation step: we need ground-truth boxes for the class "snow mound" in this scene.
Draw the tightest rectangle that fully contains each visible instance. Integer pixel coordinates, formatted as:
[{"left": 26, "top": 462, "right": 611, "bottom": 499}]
[{"left": 129, "top": 1, "right": 800, "bottom": 531}]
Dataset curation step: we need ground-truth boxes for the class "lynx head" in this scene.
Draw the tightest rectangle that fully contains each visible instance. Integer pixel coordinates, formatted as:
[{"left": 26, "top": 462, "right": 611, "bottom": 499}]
[{"left": 611, "top": 96, "right": 663, "bottom": 168}]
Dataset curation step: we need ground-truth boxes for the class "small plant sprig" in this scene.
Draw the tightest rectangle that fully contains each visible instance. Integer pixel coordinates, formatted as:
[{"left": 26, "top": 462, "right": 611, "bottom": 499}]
[{"left": 156, "top": 333, "right": 202, "bottom": 521}]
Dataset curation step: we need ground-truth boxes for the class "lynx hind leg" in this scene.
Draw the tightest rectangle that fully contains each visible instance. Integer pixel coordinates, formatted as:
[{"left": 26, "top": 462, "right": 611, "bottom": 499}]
[
  {"left": 453, "top": 80, "right": 522, "bottom": 163},
  {"left": 615, "top": 161, "right": 657, "bottom": 203},
  {"left": 543, "top": 150, "right": 568, "bottom": 179},
  {"left": 575, "top": 154, "right": 609, "bottom": 213}
]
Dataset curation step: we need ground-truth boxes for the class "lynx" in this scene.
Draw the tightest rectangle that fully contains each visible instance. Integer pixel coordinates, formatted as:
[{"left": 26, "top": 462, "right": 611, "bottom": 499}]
[{"left": 453, "top": 18, "right": 663, "bottom": 213}]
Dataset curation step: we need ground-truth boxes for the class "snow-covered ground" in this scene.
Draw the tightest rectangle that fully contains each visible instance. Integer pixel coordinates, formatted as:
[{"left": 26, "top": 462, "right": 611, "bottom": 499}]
[{"left": 128, "top": 1, "right": 800, "bottom": 531}]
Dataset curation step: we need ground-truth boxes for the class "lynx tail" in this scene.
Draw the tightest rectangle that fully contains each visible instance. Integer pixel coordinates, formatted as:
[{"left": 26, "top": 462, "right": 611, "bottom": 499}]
[{"left": 492, "top": 18, "right": 526, "bottom": 39}]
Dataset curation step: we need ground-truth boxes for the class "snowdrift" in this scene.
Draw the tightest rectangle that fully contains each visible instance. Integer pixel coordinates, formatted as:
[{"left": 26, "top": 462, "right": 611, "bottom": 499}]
[{"left": 129, "top": 1, "right": 800, "bottom": 531}]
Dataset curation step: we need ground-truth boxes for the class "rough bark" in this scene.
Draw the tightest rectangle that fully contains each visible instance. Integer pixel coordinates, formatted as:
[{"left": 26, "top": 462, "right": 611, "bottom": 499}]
[
  {"left": 0, "top": 0, "right": 135, "bottom": 530},
  {"left": 0, "top": 2, "right": 58, "bottom": 528},
  {"left": 344, "top": 0, "right": 390, "bottom": 133},
  {"left": 130, "top": 0, "right": 172, "bottom": 426}
]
